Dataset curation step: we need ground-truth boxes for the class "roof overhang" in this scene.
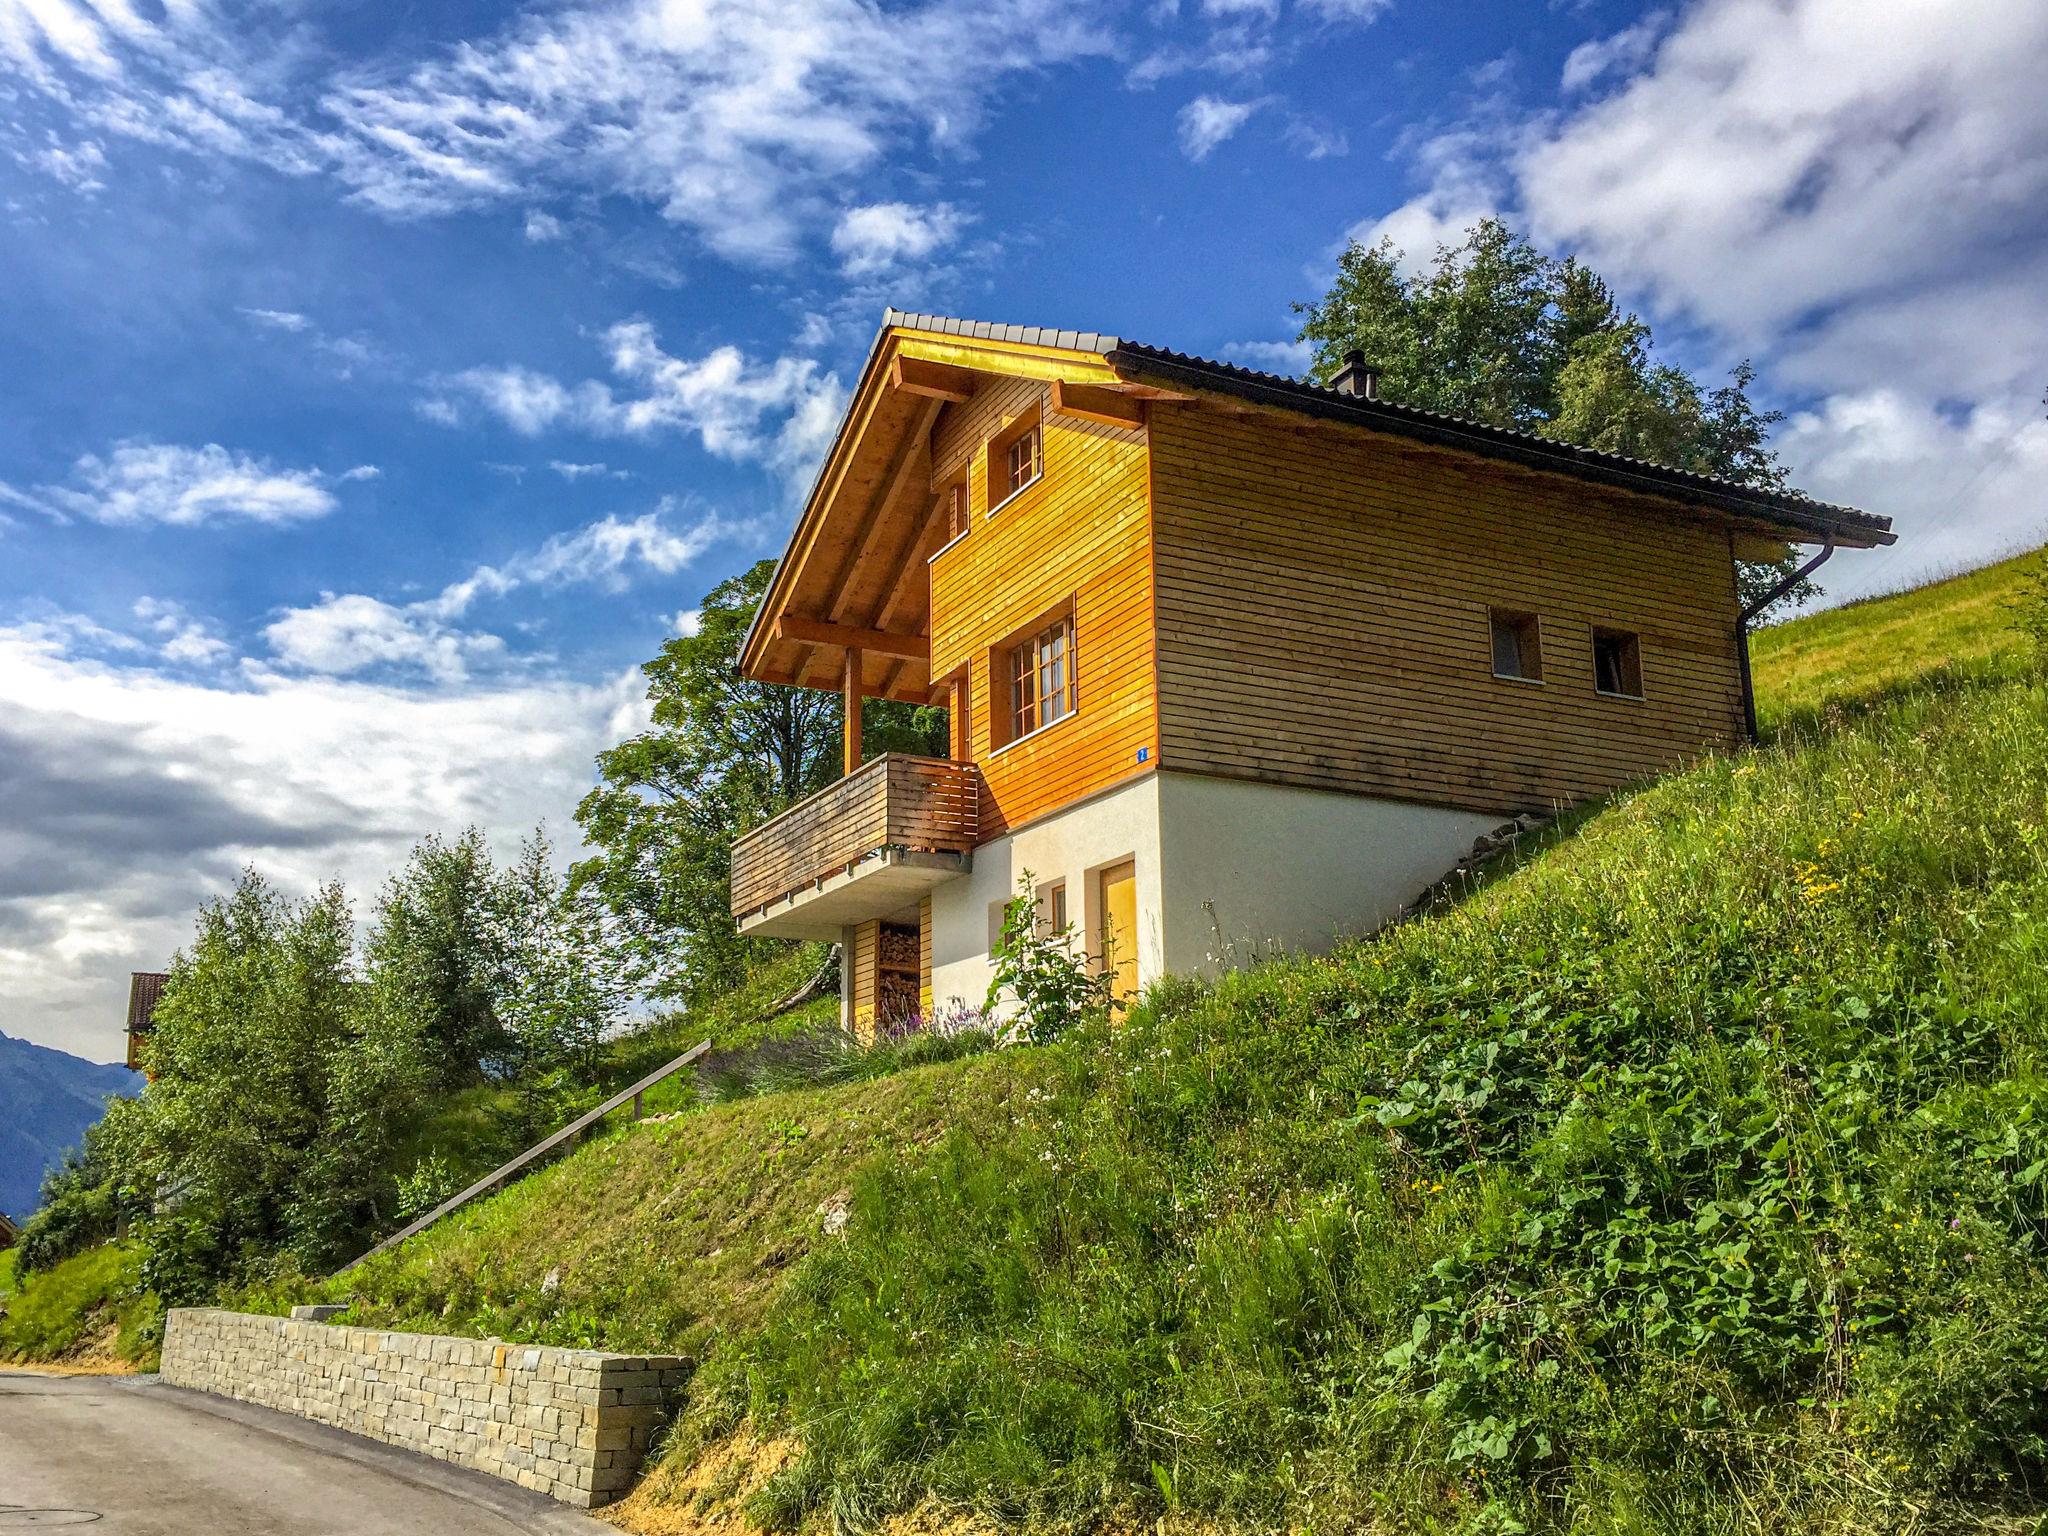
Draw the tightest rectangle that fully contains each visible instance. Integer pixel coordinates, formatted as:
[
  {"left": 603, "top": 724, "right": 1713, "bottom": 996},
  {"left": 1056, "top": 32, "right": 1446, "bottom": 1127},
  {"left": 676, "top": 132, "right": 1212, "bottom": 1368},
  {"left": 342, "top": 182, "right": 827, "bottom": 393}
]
[{"left": 737, "top": 315, "right": 1130, "bottom": 698}]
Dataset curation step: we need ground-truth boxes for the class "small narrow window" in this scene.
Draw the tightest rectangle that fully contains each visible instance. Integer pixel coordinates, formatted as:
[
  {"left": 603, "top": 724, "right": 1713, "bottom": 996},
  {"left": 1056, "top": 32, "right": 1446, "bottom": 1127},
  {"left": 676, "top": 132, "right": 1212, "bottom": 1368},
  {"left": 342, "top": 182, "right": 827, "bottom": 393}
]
[
  {"left": 1036, "top": 879, "right": 1069, "bottom": 939},
  {"left": 1592, "top": 628, "right": 1643, "bottom": 698},
  {"left": 997, "top": 608, "right": 1077, "bottom": 746},
  {"left": 986, "top": 410, "right": 1043, "bottom": 513},
  {"left": 1489, "top": 609, "right": 1543, "bottom": 682},
  {"left": 934, "top": 474, "right": 968, "bottom": 542}
]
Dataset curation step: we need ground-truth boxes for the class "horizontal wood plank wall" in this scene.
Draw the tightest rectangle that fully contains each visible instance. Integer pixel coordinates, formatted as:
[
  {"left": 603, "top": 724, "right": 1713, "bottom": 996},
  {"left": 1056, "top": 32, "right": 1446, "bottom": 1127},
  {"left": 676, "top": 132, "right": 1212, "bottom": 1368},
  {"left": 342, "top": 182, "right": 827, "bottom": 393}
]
[
  {"left": 929, "top": 375, "right": 1157, "bottom": 840},
  {"left": 918, "top": 896, "right": 934, "bottom": 1015},
  {"left": 1148, "top": 401, "right": 1746, "bottom": 818}
]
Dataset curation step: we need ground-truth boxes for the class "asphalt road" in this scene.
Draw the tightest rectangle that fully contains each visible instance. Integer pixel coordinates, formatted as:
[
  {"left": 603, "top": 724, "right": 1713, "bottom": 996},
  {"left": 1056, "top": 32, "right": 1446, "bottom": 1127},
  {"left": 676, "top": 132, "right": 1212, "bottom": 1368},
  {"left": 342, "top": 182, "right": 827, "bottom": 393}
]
[{"left": 0, "top": 1370, "right": 612, "bottom": 1534}]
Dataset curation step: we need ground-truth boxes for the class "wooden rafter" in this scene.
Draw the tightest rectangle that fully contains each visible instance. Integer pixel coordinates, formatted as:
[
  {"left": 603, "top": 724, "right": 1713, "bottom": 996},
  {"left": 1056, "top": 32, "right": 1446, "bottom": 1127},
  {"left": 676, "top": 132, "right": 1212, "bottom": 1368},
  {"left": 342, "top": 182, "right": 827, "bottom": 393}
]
[
  {"left": 1050, "top": 378, "right": 1146, "bottom": 429},
  {"left": 890, "top": 355, "right": 976, "bottom": 402},
  {"left": 813, "top": 398, "right": 941, "bottom": 626},
  {"left": 777, "top": 616, "right": 926, "bottom": 660}
]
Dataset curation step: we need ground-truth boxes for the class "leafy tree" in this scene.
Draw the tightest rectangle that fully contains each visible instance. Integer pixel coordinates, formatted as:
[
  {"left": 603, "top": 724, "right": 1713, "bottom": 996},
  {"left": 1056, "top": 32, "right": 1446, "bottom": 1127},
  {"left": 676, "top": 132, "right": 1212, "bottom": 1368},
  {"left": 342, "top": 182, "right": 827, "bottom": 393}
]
[
  {"left": 1296, "top": 218, "right": 1819, "bottom": 614},
  {"left": 491, "top": 826, "right": 630, "bottom": 1090},
  {"left": 136, "top": 873, "right": 429, "bottom": 1294},
  {"left": 364, "top": 828, "right": 507, "bottom": 1088},
  {"left": 12, "top": 1098, "right": 150, "bottom": 1275},
  {"left": 576, "top": 558, "right": 945, "bottom": 1005}
]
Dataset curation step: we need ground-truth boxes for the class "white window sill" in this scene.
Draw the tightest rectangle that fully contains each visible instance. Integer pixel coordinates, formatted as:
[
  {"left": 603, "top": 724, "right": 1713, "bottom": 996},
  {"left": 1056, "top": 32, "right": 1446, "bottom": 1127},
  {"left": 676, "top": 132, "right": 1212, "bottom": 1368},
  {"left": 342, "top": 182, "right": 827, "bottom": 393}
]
[
  {"left": 1491, "top": 671, "right": 1545, "bottom": 686},
  {"left": 927, "top": 525, "right": 972, "bottom": 565},
  {"left": 985, "top": 470, "right": 1043, "bottom": 521},
  {"left": 987, "top": 708, "right": 1077, "bottom": 758},
  {"left": 1595, "top": 688, "right": 1646, "bottom": 702}
]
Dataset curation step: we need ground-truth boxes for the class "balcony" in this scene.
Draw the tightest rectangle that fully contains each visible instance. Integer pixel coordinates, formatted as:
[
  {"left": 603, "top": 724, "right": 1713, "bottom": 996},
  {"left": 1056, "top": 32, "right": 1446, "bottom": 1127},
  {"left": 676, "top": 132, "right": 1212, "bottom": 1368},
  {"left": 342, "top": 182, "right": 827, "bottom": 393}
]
[{"left": 731, "top": 754, "right": 980, "bottom": 940}]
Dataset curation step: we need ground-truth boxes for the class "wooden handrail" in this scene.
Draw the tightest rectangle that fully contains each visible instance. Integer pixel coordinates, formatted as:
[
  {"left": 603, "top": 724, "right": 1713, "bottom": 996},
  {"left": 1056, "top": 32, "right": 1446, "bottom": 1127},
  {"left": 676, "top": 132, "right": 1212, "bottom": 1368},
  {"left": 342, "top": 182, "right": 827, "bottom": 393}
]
[{"left": 336, "top": 1039, "right": 711, "bottom": 1273}]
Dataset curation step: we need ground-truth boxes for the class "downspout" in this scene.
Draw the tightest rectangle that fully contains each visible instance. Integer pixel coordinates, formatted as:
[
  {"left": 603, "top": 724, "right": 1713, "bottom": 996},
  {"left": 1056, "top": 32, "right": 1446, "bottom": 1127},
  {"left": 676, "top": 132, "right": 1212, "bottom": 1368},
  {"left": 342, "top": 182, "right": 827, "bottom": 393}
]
[{"left": 1736, "top": 534, "right": 1836, "bottom": 742}]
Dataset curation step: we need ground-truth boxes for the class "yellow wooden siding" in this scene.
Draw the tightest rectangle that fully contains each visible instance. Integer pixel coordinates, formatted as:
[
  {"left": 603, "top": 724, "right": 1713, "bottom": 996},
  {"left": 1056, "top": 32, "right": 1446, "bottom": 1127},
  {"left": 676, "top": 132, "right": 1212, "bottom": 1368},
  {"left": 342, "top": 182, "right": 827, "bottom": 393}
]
[
  {"left": 1148, "top": 403, "right": 1746, "bottom": 817},
  {"left": 928, "top": 374, "right": 1158, "bottom": 838},
  {"left": 847, "top": 919, "right": 880, "bottom": 1040},
  {"left": 918, "top": 896, "right": 934, "bottom": 1014}
]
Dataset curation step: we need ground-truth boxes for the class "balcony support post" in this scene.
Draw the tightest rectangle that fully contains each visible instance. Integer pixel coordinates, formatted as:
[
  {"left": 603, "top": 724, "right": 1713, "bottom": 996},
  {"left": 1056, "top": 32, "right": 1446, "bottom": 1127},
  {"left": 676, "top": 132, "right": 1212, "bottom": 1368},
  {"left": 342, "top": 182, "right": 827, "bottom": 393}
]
[{"left": 843, "top": 646, "right": 863, "bottom": 775}]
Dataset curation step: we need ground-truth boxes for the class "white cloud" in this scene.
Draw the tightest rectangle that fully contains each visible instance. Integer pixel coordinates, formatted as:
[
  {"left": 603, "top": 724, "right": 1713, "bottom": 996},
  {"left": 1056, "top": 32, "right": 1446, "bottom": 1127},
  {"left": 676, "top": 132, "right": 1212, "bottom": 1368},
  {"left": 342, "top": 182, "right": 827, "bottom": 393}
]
[
  {"left": 1221, "top": 337, "right": 1311, "bottom": 375},
  {"left": 239, "top": 306, "right": 310, "bottom": 332},
  {"left": 263, "top": 498, "right": 746, "bottom": 682},
  {"left": 548, "top": 460, "right": 626, "bottom": 481},
  {"left": 133, "top": 597, "right": 230, "bottom": 667},
  {"left": 1560, "top": 11, "right": 1668, "bottom": 93},
  {"left": 0, "top": 0, "right": 1114, "bottom": 266},
  {"left": 829, "top": 201, "right": 968, "bottom": 276},
  {"left": 1296, "top": 0, "right": 1391, "bottom": 20},
  {"left": 264, "top": 592, "right": 506, "bottom": 684},
  {"left": 523, "top": 208, "right": 565, "bottom": 242},
  {"left": 425, "top": 323, "right": 847, "bottom": 483},
  {"left": 0, "top": 441, "right": 373, "bottom": 528},
  {"left": 0, "top": 618, "right": 643, "bottom": 1059},
  {"left": 1349, "top": 0, "right": 2048, "bottom": 591},
  {"left": 1177, "top": 94, "right": 1265, "bottom": 160},
  {"left": 672, "top": 608, "right": 703, "bottom": 637}
]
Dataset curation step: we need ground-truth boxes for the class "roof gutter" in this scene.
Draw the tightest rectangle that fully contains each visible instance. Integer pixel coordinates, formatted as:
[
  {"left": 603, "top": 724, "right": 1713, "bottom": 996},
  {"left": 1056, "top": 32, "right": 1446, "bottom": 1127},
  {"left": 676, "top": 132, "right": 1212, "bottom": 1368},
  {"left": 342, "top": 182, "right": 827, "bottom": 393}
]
[{"left": 1735, "top": 533, "right": 1836, "bottom": 743}]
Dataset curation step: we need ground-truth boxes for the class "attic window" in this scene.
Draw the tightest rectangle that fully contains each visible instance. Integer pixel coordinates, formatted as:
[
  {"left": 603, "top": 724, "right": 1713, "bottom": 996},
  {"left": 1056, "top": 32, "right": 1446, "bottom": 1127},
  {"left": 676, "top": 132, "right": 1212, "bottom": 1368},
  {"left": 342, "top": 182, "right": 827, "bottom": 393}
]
[
  {"left": 1593, "top": 627, "right": 1644, "bottom": 698},
  {"left": 937, "top": 474, "right": 968, "bottom": 542},
  {"left": 1489, "top": 609, "right": 1543, "bottom": 683},
  {"left": 986, "top": 410, "right": 1042, "bottom": 515}
]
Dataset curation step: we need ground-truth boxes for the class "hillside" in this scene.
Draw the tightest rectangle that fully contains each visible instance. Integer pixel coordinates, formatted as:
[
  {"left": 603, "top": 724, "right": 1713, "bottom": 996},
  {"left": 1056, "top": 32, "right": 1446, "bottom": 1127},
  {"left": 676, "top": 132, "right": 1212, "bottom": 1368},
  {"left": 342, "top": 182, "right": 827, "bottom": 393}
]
[
  {"left": 0, "top": 1028, "right": 139, "bottom": 1220},
  {"left": 14, "top": 550, "right": 2048, "bottom": 1531}
]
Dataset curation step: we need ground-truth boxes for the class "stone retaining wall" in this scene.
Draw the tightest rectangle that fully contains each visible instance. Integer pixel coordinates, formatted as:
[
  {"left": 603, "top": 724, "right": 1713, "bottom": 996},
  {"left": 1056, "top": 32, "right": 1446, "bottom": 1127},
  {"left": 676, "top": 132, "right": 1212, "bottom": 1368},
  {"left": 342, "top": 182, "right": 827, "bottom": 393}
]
[{"left": 160, "top": 1308, "right": 685, "bottom": 1507}]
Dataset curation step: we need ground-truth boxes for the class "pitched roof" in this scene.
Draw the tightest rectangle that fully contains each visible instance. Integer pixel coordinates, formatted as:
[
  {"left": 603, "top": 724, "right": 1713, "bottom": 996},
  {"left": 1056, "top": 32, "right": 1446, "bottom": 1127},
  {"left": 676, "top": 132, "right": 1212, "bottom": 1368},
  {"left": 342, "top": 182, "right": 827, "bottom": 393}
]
[
  {"left": 127, "top": 970, "right": 168, "bottom": 1033},
  {"left": 879, "top": 308, "right": 1894, "bottom": 547}
]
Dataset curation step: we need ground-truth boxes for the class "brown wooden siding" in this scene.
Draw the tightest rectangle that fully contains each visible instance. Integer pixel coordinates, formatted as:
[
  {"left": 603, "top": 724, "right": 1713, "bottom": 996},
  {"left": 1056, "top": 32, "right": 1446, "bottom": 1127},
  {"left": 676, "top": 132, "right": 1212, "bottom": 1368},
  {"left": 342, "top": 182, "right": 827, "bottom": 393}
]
[
  {"left": 1148, "top": 402, "right": 1746, "bottom": 817},
  {"left": 729, "top": 754, "right": 979, "bottom": 918},
  {"left": 848, "top": 919, "right": 879, "bottom": 1039},
  {"left": 928, "top": 375, "right": 1158, "bottom": 839}
]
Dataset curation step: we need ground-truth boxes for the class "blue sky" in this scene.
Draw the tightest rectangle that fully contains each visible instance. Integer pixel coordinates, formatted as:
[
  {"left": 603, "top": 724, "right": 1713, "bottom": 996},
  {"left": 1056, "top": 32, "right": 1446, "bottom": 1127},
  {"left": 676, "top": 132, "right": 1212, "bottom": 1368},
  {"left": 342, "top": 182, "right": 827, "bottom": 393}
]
[{"left": 4, "top": 0, "right": 2045, "bottom": 1059}]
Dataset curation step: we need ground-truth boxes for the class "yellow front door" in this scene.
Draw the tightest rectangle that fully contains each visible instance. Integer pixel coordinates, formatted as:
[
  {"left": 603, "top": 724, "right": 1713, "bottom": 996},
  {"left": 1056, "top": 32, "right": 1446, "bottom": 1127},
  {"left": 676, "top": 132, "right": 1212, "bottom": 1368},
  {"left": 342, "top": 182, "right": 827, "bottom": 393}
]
[{"left": 1096, "top": 860, "right": 1138, "bottom": 1009}]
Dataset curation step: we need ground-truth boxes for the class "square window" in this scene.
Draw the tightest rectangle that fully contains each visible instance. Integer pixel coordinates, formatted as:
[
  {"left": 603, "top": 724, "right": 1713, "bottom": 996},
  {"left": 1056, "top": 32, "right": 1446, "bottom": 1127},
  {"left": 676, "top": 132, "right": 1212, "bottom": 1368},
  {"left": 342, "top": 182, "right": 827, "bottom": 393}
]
[
  {"left": 1593, "top": 627, "right": 1644, "bottom": 698},
  {"left": 1489, "top": 609, "right": 1543, "bottom": 682},
  {"left": 986, "top": 410, "right": 1043, "bottom": 513}
]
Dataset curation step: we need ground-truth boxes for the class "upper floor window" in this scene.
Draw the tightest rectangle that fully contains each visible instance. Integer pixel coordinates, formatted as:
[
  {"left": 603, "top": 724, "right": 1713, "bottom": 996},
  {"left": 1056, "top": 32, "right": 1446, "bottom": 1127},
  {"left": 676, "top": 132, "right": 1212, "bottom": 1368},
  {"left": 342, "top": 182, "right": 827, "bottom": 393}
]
[
  {"left": 987, "top": 410, "right": 1043, "bottom": 514},
  {"left": 1592, "top": 627, "right": 1644, "bottom": 698},
  {"left": 935, "top": 474, "right": 968, "bottom": 543},
  {"left": 1006, "top": 611, "right": 1076, "bottom": 744},
  {"left": 1489, "top": 609, "right": 1543, "bottom": 683}
]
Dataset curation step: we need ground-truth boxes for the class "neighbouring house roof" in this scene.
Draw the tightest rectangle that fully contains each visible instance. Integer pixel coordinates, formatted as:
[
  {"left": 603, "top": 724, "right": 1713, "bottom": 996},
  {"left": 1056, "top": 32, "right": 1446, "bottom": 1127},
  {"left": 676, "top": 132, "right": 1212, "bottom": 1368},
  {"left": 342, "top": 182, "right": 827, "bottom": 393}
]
[
  {"left": 127, "top": 971, "right": 168, "bottom": 1033},
  {"left": 880, "top": 309, "right": 1895, "bottom": 549},
  {"left": 0, "top": 1210, "right": 17, "bottom": 1247}
]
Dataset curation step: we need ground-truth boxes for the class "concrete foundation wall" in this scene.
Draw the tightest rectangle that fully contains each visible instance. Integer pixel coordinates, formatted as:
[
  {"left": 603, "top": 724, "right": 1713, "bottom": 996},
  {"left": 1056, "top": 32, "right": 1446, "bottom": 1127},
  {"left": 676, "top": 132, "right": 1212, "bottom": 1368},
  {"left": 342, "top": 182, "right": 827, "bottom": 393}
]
[
  {"left": 1155, "top": 770, "right": 1504, "bottom": 976},
  {"left": 160, "top": 1307, "right": 685, "bottom": 1508}
]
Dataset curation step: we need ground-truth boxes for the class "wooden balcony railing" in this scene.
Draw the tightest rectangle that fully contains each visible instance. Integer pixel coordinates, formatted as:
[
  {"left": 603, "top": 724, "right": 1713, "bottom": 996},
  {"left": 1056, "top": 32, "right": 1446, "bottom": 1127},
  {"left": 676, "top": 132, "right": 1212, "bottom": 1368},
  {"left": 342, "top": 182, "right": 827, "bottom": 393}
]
[{"left": 730, "top": 754, "right": 980, "bottom": 920}]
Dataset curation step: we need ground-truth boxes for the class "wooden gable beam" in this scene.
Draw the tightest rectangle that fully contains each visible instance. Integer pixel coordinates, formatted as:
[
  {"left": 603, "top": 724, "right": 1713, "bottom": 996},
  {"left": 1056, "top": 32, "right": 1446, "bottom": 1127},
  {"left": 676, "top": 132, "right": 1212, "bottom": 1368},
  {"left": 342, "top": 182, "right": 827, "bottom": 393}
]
[
  {"left": 811, "top": 397, "right": 942, "bottom": 626},
  {"left": 890, "top": 355, "right": 976, "bottom": 402},
  {"left": 778, "top": 616, "right": 926, "bottom": 660},
  {"left": 1050, "top": 378, "right": 1147, "bottom": 429}
]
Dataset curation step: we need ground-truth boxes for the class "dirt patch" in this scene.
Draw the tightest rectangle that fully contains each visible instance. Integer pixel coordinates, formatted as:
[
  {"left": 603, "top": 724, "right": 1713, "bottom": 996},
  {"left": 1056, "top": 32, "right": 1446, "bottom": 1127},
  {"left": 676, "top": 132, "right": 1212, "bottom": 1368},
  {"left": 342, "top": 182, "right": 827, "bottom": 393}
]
[
  {"left": 0, "top": 1319, "right": 146, "bottom": 1376},
  {"left": 603, "top": 1430, "right": 798, "bottom": 1536}
]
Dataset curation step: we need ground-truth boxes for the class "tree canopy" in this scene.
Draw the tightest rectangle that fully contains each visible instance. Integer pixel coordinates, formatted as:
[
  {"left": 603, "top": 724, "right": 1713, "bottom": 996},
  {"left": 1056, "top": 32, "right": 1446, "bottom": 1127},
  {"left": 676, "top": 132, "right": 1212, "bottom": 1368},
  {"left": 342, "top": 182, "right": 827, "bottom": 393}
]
[
  {"left": 1296, "top": 218, "right": 1815, "bottom": 611},
  {"left": 574, "top": 558, "right": 945, "bottom": 1006}
]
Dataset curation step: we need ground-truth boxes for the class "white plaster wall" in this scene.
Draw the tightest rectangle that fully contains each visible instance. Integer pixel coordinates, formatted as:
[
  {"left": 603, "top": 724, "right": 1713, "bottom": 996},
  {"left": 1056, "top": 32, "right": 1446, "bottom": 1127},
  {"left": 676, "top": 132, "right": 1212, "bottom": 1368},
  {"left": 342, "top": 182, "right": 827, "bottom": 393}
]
[
  {"left": 928, "top": 773, "right": 1165, "bottom": 1012},
  {"left": 1153, "top": 771, "right": 1504, "bottom": 976}
]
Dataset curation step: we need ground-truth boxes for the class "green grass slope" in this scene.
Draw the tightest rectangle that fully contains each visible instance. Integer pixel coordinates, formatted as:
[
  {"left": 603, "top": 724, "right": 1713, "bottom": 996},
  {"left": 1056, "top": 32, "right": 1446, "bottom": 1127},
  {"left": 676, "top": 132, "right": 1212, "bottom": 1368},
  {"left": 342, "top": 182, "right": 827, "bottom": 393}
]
[{"left": 1749, "top": 546, "right": 2041, "bottom": 733}]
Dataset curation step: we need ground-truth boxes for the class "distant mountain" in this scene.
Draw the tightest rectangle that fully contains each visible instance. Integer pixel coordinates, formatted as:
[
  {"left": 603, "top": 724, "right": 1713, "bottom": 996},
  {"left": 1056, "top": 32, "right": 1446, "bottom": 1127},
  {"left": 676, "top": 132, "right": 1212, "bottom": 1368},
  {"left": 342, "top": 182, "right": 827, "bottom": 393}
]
[{"left": 0, "top": 1029, "right": 140, "bottom": 1221}]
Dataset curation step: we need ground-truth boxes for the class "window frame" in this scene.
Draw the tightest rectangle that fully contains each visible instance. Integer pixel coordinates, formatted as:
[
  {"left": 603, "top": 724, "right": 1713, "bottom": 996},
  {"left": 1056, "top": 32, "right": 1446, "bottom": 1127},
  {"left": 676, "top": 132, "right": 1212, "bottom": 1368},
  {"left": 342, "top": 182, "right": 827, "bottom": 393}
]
[
  {"left": 927, "top": 471, "right": 972, "bottom": 563},
  {"left": 984, "top": 409, "right": 1044, "bottom": 520},
  {"left": 1591, "top": 626, "right": 1645, "bottom": 700},
  {"left": 989, "top": 601, "right": 1079, "bottom": 755},
  {"left": 1488, "top": 608, "right": 1545, "bottom": 685}
]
